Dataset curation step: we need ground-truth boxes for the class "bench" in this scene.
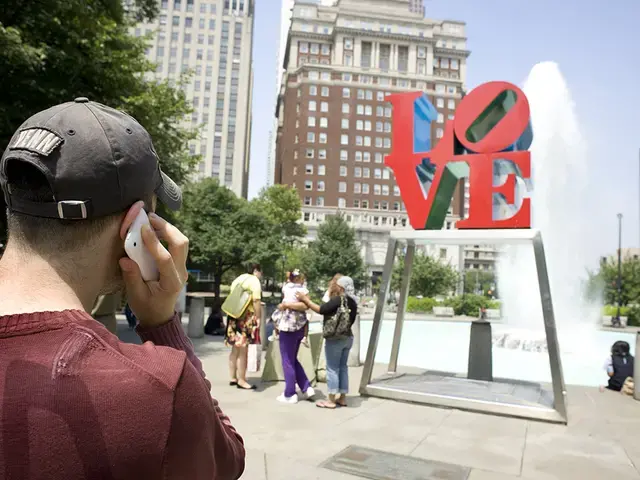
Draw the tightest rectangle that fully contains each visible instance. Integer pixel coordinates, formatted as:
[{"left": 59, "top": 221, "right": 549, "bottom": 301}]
[{"left": 433, "top": 306, "right": 455, "bottom": 317}]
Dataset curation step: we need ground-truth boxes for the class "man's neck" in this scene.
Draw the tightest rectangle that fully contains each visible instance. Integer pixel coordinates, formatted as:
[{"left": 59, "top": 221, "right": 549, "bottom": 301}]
[{"left": 0, "top": 247, "right": 99, "bottom": 316}]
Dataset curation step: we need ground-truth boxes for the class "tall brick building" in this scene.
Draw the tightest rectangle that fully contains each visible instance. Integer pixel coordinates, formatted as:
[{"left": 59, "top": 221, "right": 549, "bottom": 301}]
[{"left": 275, "top": 0, "right": 472, "bottom": 287}]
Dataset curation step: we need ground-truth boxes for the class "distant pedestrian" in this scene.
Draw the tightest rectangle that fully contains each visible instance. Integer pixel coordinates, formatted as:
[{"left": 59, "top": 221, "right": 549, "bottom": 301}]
[
  {"left": 603, "top": 340, "right": 634, "bottom": 392},
  {"left": 124, "top": 303, "right": 137, "bottom": 330}
]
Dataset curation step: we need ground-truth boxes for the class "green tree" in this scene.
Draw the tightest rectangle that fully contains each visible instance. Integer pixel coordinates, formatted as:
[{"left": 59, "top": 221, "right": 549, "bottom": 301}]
[
  {"left": 305, "top": 214, "right": 365, "bottom": 292},
  {"left": 587, "top": 255, "right": 640, "bottom": 306},
  {"left": 0, "top": 0, "right": 198, "bottom": 240},
  {"left": 463, "top": 270, "right": 497, "bottom": 296},
  {"left": 392, "top": 252, "right": 458, "bottom": 298},
  {"left": 249, "top": 185, "right": 306, "bottom": 281},
  {"left": 178, "top": 178, "right": 280, "bottom": 304}
]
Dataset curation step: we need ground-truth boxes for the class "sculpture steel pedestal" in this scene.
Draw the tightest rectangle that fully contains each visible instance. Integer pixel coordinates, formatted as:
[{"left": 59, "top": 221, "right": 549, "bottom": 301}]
[{"left": 359, "top": 229, "right": 568, "bottom": 424}]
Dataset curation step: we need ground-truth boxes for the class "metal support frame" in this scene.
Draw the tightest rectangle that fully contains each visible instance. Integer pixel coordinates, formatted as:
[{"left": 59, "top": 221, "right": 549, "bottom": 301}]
[{"left": 359, "top": 229, "right": 568, "bottom": 424}]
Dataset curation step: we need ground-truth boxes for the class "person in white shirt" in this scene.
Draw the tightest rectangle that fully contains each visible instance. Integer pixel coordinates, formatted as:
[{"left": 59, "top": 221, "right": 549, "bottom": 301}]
[{"left": 273, "top": 270, "right": 314, "bottom": 404}]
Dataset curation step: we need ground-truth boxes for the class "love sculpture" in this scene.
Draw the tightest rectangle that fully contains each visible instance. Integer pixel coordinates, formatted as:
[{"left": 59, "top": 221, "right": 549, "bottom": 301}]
[
  {"left": 385, "top": 81, "right": 533, "bottom": 230},
  {"left": 360, "top": 82, "right": 568, "bottom": 425}
]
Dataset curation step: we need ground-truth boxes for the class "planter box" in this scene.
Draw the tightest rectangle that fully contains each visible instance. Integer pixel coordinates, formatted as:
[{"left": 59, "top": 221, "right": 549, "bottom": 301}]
[{"left": 434, "top": 306, "right": 455, "bottom": 317}]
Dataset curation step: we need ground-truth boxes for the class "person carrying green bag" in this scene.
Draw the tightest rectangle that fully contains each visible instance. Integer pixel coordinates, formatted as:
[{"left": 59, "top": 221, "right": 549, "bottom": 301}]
[{"left": 223, "top": 263, "right": 263, "bottom": 390}]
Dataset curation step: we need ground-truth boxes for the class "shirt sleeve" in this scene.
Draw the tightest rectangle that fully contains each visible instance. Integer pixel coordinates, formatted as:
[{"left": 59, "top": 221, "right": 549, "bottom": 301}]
[
  {"left": 163, "top": 360, "right": 246, "bottom": 480},
  {"left": 137, "top": 314, "right": 245, "bottom": 479},
  {"left": 604, "top": 356, "right": 614, "bottom": 374},
  {"left": 248, "top": 276, "right": 262, "bottom": 301},
  {"left": 319, "top": 296, "right": 340, "bottom": 316}
]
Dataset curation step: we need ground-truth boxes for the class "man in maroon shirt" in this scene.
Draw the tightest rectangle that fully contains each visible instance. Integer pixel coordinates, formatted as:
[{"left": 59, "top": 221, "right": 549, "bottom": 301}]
[{"left": 0, "top": 98, "right": 245, "bottom": 479}]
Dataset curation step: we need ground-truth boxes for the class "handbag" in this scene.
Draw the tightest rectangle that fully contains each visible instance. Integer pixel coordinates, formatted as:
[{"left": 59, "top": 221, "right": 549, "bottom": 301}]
[
  {"left": 221, "top": 275, "right": 253, "bottom": 319},
  {"left": 322, "top": 295, "right": 352, "bottom": 339},
  {"left": 248, "top": 343, "right": 262, "bottom": 373}
]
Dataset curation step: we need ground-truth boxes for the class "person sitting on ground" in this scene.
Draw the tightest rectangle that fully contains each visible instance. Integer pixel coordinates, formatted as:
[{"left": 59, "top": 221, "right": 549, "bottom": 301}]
[
  {"left": 0, "top": 99, "right": 245, "bottom": 479},
  {"left": 602, "top": 340, "right": 634, "bottom": 392}
]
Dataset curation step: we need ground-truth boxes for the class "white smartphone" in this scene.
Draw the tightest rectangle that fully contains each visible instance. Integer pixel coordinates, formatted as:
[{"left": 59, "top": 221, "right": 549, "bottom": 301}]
[{"left": 124, "top": 209, "right": 159, "bottom": 282}]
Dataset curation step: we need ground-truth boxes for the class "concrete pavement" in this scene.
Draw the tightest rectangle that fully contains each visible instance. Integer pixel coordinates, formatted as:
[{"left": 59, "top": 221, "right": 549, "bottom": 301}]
[{"left": 117, "top": 318, "right": 640, "bottom": 480}]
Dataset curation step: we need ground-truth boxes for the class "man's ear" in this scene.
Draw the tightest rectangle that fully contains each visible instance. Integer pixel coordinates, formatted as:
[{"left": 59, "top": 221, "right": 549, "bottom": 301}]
[{"left": 119, "top": 201, "right": 145, "bottom": 240}]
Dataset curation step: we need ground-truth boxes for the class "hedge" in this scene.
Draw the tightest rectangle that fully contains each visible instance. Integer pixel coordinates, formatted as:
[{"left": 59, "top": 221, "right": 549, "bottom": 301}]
[{"left": 406, "top": 295, "right": 499, "bottom": 316}]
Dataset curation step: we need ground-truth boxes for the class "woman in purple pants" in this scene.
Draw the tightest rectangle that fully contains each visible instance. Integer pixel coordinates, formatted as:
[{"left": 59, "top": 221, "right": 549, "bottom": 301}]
[{"left": 275, "top": 271, "right": 315, "bottom": 404}]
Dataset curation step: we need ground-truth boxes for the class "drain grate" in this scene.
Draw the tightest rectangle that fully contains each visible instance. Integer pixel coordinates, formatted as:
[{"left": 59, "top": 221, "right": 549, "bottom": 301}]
[{"left": 320, "top": 445, "right": 470, "bottom": 480}]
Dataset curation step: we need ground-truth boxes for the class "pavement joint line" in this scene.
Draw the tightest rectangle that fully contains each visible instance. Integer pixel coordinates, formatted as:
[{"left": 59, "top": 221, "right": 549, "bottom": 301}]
[
  {"left": 622, "top": 445, "right": 639, "bottom": 474},
  {"left": 408, "top": 408, "right": 453, "bottom": 456},
  {"left": 262, "top": 451, "right": 268, "bottom": 480},
  {"left": 338, "top": 398, "right": 387, "bottom": 427},
  {"left": 519, "top": 422, "right": 529, "bottom": 476}
]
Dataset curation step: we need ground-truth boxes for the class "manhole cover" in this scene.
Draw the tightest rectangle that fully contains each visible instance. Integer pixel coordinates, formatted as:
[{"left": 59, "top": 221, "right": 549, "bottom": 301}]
[{"left": 321, "top": 445, "right": 470, "bottom": 480}]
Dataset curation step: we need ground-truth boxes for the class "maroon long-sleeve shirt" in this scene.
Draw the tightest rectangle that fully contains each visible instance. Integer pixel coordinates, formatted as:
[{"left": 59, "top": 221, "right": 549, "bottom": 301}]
[{"left": 0, "top": 309, "right": 245, "bottom": 480}]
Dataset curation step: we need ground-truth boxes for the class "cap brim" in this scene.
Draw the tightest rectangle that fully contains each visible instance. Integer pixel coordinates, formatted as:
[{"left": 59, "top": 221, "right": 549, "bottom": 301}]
[{"left": 155, "top": 171, "right": 182, "bottom": 211}]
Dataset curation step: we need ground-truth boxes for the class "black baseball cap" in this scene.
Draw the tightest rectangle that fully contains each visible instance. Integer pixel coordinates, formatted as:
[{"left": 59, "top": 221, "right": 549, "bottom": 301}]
[{"left": 0, "top": 97, "right": 181, "bottom": 220}]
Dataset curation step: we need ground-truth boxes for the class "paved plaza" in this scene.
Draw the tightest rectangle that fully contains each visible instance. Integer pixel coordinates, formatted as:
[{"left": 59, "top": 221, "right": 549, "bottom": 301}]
[{"left": 117, "top": 318, "right": 640, "bottom": 479}]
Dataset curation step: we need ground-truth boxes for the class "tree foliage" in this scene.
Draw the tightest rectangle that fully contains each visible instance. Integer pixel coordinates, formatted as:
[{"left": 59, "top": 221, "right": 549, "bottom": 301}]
[
  {"left": 463, "top": 270, "right": 497, "bottom": 296},
  {"left": 178, "top": 178, "right": 281, "bottom": 302},
  {"left": 248, "top": 185, "right": 306, "bottom": 280},
  {"left": 305, "top": 214, "right": 365, "bottom": 292},
  {"left": 587, "top": 255, "right": 640, "bottom": 306},
  {"left": 392, "top": 252, "right": 458, "bottom": 298},
  {"left": 0, "top": 0, "right": 198, "bottom": 240}
]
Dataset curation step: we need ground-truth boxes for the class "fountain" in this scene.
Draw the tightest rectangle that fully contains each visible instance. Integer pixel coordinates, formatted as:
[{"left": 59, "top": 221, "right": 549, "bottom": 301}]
[{"left": 497, "top": 62, "right": 602, "bottom": 335}]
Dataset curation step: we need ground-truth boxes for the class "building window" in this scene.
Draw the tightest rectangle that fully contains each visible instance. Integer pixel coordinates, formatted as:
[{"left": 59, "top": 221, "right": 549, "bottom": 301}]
[
  {"left": 340, "top": 166, "right": 347, "bottom": 177},
  {"left": 318, "top": 165, "right": 326, "bottom": 175},
  {"left": 305, "top": 181, "right": 313, "bottom": 190},
  {"left": 319, "top": 133, "right": 327, "bottom": 144},
  {"left": 374, "top": 184, "right": 381, "bottom": 195},
  {"left": 383, "top": 138, "right": 391, "bottom": 148},
  {"left": 363, "top": 168, "right": 370, "bottom": 178},
  {"left": 316, "top": 196, "right": 324, "bottom": 207},
  {"left": 306, "top": 148, "right": 314, "bottom": 158},
  {"left": 355, "top": 151, "right": 362, "bottom": 162},
  {"left": 361, "top": 41, "right": 372, "bottom": 68},
  {"left": 379, "top": 44, "right": 390, "bottom": 70},
  {"left": 340, "top": 150, "right": 348, "bottom": 161},
  {"left": 320, "top": 102, "right": 328, "bottom": 113},
  {"left": 398, "top": 45, "right": 408, "bottom": 72},
  {"left": 363, "top": 152, "right": 371, "bottom": 163},
  {"left": 394, "top": 186, "right": 400, "bottom": 196},
  {"left": 357, "top": 105, "right": 364, "bottom": 115},
  {"left": 318, "top": 149, "right": 327, "bottom": 159},
  {"left": 374, "top": 168, "right": 382, "bottom": 179},
  {"left": 354, "top": 167, "right": 362, "bottom": 178},
  {"left": 317, "top": 181, "right": 325, "bottom": 191},
  {"left": 364, "top": 136, "right": 371, "bottom": 147},
  {"left": 448, "top": 99, "right": 456, "bottom": 109},
  {"left": 338, "top": 198, "right": 346, "bottom": 209},
  {"left": 339, "top": 182, "right": 347, "bottom": 193},
  {"left": 354, "top": 183, "right": 361, "bottom": 193},
  {"left": 341, "top": 118, "right": 349, "bottom": 129},
  {"left": 304, "top": 196, "right": 312, "bottom": 206},
  {"left": 342, "top": 103, "right": 350, "bottom": 114},
  {"left": 309, "top": 85, "right": 317, "bottom": 96},
  {"left": 309, "top": 100, "right": 316, "bottom": 111},
  {"left": 362, "top": 184, "right": 370, "bottom": 194},
  {"left": 355, "top": 136, "right": 363, "bottom": 146},
  {"left": 356, "top": 120, "right": 363, "bottom": 130},
  {"left": 340, "top": 134, "right": 348, "bottom": 145},
  {"left": 307, "top": 132, "right": 315, "bottom": 143},
  {"left": 362, "top": 200, "right": 369, "bottom": 209},
  {"left": 299, "top": 42, "right": 309, "bottom": 53},
  {"left": 375, "top": 153, "right": 383, "bottom": 163},
  {"left": 451, "top": 59, "right": 459, "bottom": 69},
  {"left": 305, "top": 164, "right": 314, "bottom": 174},
  {"left": 436, "top": 128, "right": 443, "bottom": 139},
  {"left": 308, "top": 116, "right": 316, "bottom": 127},
  {"left": 321, "top": 86, "right": 329, "bottom": 97},
  {"left": 344, "top": 37, "right": 353, "bottom": 50}
]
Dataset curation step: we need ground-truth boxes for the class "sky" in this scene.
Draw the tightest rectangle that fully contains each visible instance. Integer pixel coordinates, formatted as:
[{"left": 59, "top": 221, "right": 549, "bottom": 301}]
[{"left": 247, "top": 0, "right": 640, "bottom": 257}]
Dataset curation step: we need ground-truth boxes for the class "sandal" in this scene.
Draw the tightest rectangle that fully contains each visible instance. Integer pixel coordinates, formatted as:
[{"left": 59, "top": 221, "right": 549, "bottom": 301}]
[
  {"left": 229, "top": 380, "right": 238, "bottom": 386},
  {"left": 316, "top": 400, "right": 337, "bottom": 409},
  {"left": 336, "top": 398, "right": 347, "bottom": 407}
]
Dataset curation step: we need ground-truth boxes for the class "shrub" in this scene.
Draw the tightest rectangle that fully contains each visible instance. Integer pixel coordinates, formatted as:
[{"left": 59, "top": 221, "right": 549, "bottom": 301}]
[
  {"left": 603, "top": 305, "right": 631, "bottom": 317},
  {"left": 407, "top": 297, "right": 437, "bottom": 313},
  {"left": 627, "top": 305, "right": 640, "bottom": 327},
  {"left": 443, "top": 294, "right": 498, "bottom": 317}
]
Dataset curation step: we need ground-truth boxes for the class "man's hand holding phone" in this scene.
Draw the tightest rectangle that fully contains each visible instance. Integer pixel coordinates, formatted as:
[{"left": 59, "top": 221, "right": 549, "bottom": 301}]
[{"left": 119, "top": 211, "right": 189, "bottom": 328}]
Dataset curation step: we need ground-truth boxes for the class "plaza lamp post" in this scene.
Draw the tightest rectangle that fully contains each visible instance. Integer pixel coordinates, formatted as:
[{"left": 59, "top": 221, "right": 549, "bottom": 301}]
[{"left": 615, "top": 213, "right": 623, "bottom": 326}]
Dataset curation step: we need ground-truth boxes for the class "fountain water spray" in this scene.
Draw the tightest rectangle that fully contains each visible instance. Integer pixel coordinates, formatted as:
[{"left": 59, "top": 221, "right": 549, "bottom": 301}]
[{"left": 495, "top": 62, "right": 602, "bottom": 350}]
